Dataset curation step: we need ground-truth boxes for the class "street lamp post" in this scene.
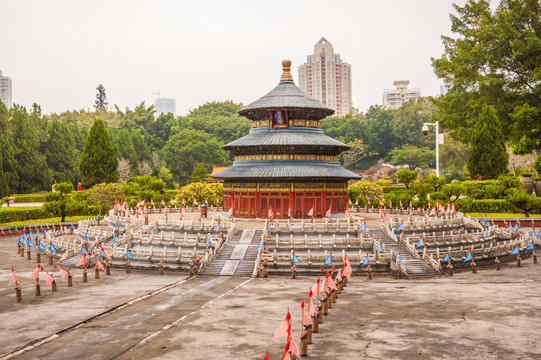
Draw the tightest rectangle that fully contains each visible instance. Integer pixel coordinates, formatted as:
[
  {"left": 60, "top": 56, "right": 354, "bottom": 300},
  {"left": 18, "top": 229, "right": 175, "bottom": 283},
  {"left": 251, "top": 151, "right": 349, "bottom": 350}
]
[{"left": 422, "top": 121, "right": 440, "bottom": 177}]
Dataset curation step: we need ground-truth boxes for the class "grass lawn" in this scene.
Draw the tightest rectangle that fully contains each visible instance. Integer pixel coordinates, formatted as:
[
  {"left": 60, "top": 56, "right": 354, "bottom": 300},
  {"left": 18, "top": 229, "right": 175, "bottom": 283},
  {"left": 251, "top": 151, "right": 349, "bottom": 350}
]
[{"left": 1, "top": 215, "right": 96, "bottom": 228}]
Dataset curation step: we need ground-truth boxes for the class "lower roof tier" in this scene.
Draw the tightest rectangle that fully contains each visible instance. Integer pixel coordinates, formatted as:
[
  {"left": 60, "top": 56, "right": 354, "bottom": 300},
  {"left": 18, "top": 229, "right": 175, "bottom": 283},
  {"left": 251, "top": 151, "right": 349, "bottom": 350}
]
[
  {"left": 211, "top": 160, "right": 361, "bottom": 181},
  {"left": 223, "top": 127, "right": 350, "bottom": 156}
]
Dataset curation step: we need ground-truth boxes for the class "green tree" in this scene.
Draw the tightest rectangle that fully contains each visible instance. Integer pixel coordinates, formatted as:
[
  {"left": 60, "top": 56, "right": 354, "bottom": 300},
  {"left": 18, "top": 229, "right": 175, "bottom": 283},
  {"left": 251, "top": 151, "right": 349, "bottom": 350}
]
[
  {"left": 396, "top": 169, "right": 419, "bottom": 196},
  {"left": 42, "top": 182, "right": 83, "bottom": 222},
  {"left": 388, "top": 145, "right": 435, "bottom": 170},
  {"left": 89, "top": 182, "right": 123, "bottom": 212},
  {"left": 94, "top": 84, "right": 108, "bottom": 110},
  {"left": 467, "top": 106, "right": 508, "bottom": 179},
  {"left": 160, "top": 129, "right": 230, "bottom": 185},
  {"left": 439, "top": 136, "right": 470, "bottom": 180},
  {"left": 506, "top": 188, "right": 537, "bottom": 217},
  {"left": 432, "top": 0, "right": 541, "bottom": 153},
  {"left": 0, "top": 131, "right": 17, "bottom": 195},
  {"left": 79, "top": 118, "right": 119, "bottom": 188},
  {"left": 338, "top": 137, "right": 372, "bottom": 169},
  {"left": 0, "top": 149, "right": 8, "bottom": 197},
  {"left": 347, "top": 180, "right": 384, "bottom": 206},
  {"left": 189, "top": 162, "right": 209, "bottom": 183},
  {"left": 43, "top": 119, "right": 79, "bottom": 184}
]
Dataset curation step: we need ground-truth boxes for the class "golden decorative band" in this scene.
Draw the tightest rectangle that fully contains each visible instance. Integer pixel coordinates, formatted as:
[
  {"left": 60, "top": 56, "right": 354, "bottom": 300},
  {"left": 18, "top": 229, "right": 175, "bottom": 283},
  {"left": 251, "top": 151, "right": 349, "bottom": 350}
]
[
  {"left": 235, "top": 154, "right": 338, "bottom": 162},
  {"left": 251, "top": 119, "right": 322, "bottom": 128},
  {"left": 223, "top": 181, "right": 347, "bottom": 192}
]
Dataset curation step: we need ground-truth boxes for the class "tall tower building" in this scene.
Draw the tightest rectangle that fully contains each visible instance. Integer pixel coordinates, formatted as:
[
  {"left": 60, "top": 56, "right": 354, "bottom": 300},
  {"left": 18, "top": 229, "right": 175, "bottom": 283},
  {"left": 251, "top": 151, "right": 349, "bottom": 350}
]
[
  {"left": 298, "top": 37, "right": 352, "bottom": 117},
  {"left": 382, "top": 80, "right": 421, "bottom": 109},
  {"left": 0, "top": 71, "right": 13, "bottom": 108},
  {"left": 154, "top": 98, "right": 176, "bottom": 117}
]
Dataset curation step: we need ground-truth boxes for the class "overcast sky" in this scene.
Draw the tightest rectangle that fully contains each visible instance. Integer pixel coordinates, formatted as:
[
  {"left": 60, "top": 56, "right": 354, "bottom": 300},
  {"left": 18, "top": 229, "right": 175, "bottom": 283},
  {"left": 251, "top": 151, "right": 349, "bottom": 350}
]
[{"left": 1, "top": 0, "right": 480, "bottom": 116}]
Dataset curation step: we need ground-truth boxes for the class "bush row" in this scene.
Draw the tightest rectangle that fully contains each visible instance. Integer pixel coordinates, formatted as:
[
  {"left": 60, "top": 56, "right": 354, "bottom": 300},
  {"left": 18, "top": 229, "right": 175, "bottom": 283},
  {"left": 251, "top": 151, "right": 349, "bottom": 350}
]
[
  {"left": 0, "top": 207, "right": 52, "bottom": 223},
  {"left": 455, "top": 198, "right": 541, "bottom": 215},
  {"left": 12, "top": 194, "right": 47, "bottom": 203}
]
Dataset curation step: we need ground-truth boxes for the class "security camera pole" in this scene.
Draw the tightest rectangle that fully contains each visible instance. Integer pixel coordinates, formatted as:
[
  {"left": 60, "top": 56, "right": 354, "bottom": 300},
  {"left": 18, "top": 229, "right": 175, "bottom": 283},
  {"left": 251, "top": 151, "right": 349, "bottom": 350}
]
[{"left": 422, "top": 121, "right": 440, "bottom": 177}]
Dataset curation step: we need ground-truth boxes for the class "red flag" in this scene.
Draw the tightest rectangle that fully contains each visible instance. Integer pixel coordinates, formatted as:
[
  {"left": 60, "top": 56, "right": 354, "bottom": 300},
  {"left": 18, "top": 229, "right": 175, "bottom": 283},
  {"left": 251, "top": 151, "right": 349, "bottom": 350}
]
[
  {"left": 355, "top": 197, "right": 359, "bottom": 206},
  {"left": 301, "top": 300, "right": 312, "bottom": 326},
  {"left": 379, "top": 199, "right": 384, "bottom": 206},
  {"left": 424, "top": 213, "right": 430, "bottom": 221},
  {"left": 399, "top": 199, "right": 403, "bottom": 208},
  {"left": 288, "top": 207, "right": 292, "bottom": 218},
  {"left": 389, "top": 199, "right": 392, "bottom": 208},
  {"left": 263, "top": 351, "right": 269, "bottom": 360},
  {"left": 55, "top": 265, "right": 68, "bottom": 281},
  {"left": 307, "top": 289, "right": 316, "bottom": 316},
  {"left": 9, "top": 267, "right": 18, "bottom": 285},
  {"left": 161, "top": 198, "right": 165, "bottom": 206},
  {"left": 429, "top": 206, "right": 437, "bottom": 216},
  {"left": 378, "top": 206, "right": 383, "bottom": 217},
  {"left": 181, "top": 206, "right": 187, "bottom": 215},
  {"left": 96, "top": 261, "right": 104, "bottom": 271},
  {"left": 101, "top": 245, "right": 111, "bottom": 260},
  {"left": 348, "top": 197, "right": 352, "bottom": 205},
  {"left": 76, "top": 254, "right": 87, "bottom": 267},
  {"left": 307, "top": 207, "right": 314, "bottom": 217},
  {"left": 344, "top": 207, "right": 350, "bottom": 217},
  {"left": 409, "top": 206, "right": 414, "bottom": 216},
  {"left": 31, "top": 264, "right": 43, "bottom": 279},
  {"left": 281, "top": 340, "right": 291, "bottom": 360},
  {"left": 170, "top": 198, "right": 175, "bottom": 205},
  {"left": 193, "top": 198, "right": 198, "bottom": 206},
  {"left": 451, "top": 203, "right": 456, "bottom": 214},
  {"left": 325, "top": 205, "right": 331, "bottom": 217},
  {"left": 150, "top": 198, "right": 155, "bottom": 206},
  {"left": 311, "top": 277, "right": 320, "bottom": 298},
  {"left": 228, "top": 207, "right": 233, "bottom": 216},
  {"left": 268, "top": 207, "right": 273, "bottom": 219},
  {"left": 325, "top": 271, "right": 337, "bottom": 290},
  {"left": 45, "top": 272, "right": 55, "bottom": 287},
  {"left": 273, "top": 311, "right": 291, "bottom": 339}
]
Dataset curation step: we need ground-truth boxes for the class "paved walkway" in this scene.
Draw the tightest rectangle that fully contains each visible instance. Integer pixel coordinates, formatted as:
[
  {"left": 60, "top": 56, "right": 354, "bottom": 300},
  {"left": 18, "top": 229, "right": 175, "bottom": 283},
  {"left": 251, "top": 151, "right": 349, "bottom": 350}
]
[{"left": 1, "top": 202, "right": 43, "bottom": 208}]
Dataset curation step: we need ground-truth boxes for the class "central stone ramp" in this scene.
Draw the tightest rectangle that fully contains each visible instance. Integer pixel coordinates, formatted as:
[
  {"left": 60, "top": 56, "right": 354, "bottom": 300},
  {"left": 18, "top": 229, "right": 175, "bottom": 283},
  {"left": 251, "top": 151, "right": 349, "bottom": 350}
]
[
  {"left": 203, "top": 229, "right": 263, "bottom": 276},
  {"left": 370, "top": 229, "right": 440, "bottom": 279}
]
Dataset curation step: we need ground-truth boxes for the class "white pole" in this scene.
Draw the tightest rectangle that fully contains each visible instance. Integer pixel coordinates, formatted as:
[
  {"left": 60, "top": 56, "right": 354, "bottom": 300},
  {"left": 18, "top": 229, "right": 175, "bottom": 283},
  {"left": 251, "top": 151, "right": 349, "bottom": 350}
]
[{"left": 436, "top": 121, "right": 440, "bottom": 177}]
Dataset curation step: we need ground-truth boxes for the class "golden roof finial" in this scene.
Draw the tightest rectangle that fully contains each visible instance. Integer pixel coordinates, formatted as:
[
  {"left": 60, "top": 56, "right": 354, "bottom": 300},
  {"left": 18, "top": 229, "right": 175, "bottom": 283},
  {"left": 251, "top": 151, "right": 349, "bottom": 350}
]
[{"left": 280, "top": 59, "right": 294, "bottom": 82}]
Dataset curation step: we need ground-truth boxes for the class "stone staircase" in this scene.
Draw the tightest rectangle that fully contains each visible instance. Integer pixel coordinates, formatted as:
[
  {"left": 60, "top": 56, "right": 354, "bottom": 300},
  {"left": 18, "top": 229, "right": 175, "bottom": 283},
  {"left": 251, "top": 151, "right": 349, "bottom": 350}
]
[
  {"left": 203, "top": 229, "right": 263, "bottom": 277},
  {"left": 370, "top": 229, "right": 441, "bottom": 279}
]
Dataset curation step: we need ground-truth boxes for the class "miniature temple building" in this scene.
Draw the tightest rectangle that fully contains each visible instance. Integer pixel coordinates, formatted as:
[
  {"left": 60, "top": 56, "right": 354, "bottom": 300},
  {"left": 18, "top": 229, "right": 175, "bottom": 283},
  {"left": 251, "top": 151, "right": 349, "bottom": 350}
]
[{"left": 212, "top": 60, "right": 360, "bottom": 218}]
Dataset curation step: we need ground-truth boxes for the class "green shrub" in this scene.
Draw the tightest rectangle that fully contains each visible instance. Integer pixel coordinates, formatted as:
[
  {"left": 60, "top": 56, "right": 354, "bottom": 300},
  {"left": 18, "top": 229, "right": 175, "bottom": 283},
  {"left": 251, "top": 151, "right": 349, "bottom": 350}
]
[
  {"left": 0, "top": 207, "right": 52, "bottom": 223},
  {"left": 13, "top": 193, "right": 47, "bottom": 203},
  {"left": 455, "top": 198, "right": 516, "bottom": 213}
]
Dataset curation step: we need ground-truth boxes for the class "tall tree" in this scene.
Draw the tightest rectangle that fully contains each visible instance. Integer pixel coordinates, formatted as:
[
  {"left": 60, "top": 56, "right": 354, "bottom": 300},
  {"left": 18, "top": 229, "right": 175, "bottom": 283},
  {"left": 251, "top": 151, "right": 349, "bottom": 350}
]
[
  {"left": 388, "top": 145, "right": 435, "bottom": 171},
  {"left": 43, "top": 119, "right": 79, "bottom": 184},
  {"left": 432, "top": 0, "right": 541, "bottom": 153},
  {"left": 79, "top": 118, "right": 119, "bottom": 188},
  {"left": 94, "top": 84, "right": 108, "bottom": 110},
  {"left": 467, "top": 105, "right": 508, "bottom": 179}
]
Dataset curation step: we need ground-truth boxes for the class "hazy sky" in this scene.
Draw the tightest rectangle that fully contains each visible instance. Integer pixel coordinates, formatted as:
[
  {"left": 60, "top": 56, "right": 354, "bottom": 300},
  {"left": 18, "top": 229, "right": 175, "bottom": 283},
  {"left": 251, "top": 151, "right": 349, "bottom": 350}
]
[{"left": 1, "top": 0, "right": 477, "bottom": 116}]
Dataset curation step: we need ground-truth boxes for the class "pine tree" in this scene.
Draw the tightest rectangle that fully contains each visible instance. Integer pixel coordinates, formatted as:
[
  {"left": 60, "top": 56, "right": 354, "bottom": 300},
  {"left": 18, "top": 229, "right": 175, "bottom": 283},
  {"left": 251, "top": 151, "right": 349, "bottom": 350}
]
[
  {"left": 0, "top": 149, "right": 8, "bottom": 197},
  {"left": 467, "top": 106, "right": 508, "bottom": 179},
  {"left": 189, "top": 162, "right": 209, "bottom": 183},
  {"left": 79, "top": 118, "right": 119, "bottom": 188}
]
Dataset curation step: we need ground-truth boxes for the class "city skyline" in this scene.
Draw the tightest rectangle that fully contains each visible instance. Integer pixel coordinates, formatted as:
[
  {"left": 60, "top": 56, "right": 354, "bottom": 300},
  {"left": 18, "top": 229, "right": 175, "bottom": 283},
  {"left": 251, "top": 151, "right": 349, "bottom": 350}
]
[{"left": 0, "top": 0, "right": 479, "bottom": 115}]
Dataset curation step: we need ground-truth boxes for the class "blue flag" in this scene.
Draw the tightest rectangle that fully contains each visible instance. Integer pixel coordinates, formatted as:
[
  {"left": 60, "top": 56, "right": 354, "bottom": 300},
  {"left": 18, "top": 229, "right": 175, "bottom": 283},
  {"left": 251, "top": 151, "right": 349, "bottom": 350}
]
[
  {"left": 399, "top": 254, "right": 404, "bottom": 266},
  {"left": 44, "top": 229, "right": 47, "bottom": 235},
  {"left": 49, "top": 242, "right": 58, "bottom": 255},
  {"left": 84, "top": 230, "right": 88, "bottom": 240},
  {"left": 480, "top": 219, "right": 486, "bottom": 225},
  {"left": 538, "top": 230, "right": 541, "bottom": 239},
  {"left": 81, "top": 246, "right": 89, "bottom": 255},
  {"left": 529, "top": 229, "right": 535, "bottom": 236},
  {"left": 16, "top": 236, "right": 21, "bottom": 246},
  {"left": 395, "top": 222, "right": 404, "bottom": 232},
  {"left": 101, "top": 250, "right": 106, "bottom": 258},
  {"left": 510, "top": 245, "right": 520, "bottom": 255},
  {"left": 377, "top": 243, "right": 382, "bottom": 253},
  {"left": 27, "top": 238, "right": 36, "bottom": 248},
  {"left": 96, "top": 211, "right": 101, "bottom": 221},
  {"left": 525, "top": 241, "right": 534, "bottom": 252},
  {"left": 463, "top": 250, "right": 472, "bottom": 263},
  {"left": 292, "top": 253, "right": 300, "bottom": 265},
  {"left": 205, "top": 236, "right": 213, "bottom": 249},
  {"left": 323, "top": 253, "right": 333, "bottom": 266},
  {"left": 513, "top": 223, "right": 519, "bottom": 231},
  {"left": 36, "top": 230, "right": 40, "bottom": 239},
  {"left": 416, "top": 236, "right": 424, "bottom": 249},
  {"left": 361, "top": 254, "right": 369, "bottom": 267},
  {"left": 257, "top": 240, "right": 264, "bottom": 253},
  {"left": 357, "top": 222, "right": 366, "bottom": 232},
  {"left": 29, "top": 231, "right": 35, "bottom": 239},
  {"left": 441, "top": 252, "right": 450, "bottom": 264},
  {"left": 71, "top": 223, "right": 75, "bottom": 230},
  {"left": 509, "top": 222, "right": 513, "bottom": 230},
  {"left": 38, "top": 241, "right": 47, "bottom": 252},
  {"left": 126, "top": 249, "right": 135, "bottom": 260},
  {"left": 487, "top": 221, "right": 491, "bottom": 227},
  {"left": 267, "top": 223, "right": 271, "bottom": 235},
  {"left": 216, "top": 223, "right": 221, "bottom": 232},
  {"left": 115, "top": 218, "right": 119, "bottom": 227},
  {"left": 113, "top": 233, "right": 118, "bottom": 243}
]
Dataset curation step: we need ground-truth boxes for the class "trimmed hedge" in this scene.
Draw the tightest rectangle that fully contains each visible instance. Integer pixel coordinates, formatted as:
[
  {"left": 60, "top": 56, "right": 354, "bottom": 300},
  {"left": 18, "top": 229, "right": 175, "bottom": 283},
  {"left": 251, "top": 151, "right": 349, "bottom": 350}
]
[
  {"left": 12, "top": 194, "right": 47, "bottom": 203},
  {"left": 0, "top": 207, "right": 52, "bottom": 223},
  {"left": 455, "top": 198, "right": 541, "bottom": 214}
]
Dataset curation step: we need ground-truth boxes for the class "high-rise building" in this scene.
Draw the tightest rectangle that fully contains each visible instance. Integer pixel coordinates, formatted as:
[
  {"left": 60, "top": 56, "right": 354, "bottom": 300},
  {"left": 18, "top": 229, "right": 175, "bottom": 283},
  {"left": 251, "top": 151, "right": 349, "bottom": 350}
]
[
  {"left": 0, "top": 71, "right": 12, "bottom": 108},
  {"left": 154, "top": 98, "right": 176, "bottom": 117},
  {"left": 298, "top": 37, "right": 352, "bottom": 117},
  {"left": 382, "top": 80, "right": 421, "bottom": 109}
]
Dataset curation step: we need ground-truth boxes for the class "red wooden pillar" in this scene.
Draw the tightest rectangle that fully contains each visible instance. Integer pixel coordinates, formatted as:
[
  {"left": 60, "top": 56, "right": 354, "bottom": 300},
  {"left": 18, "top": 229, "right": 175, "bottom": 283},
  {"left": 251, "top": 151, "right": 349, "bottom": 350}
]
[
  {"left": 231, "top": 190, "right": 235, "bottom": 217},
  {"left": 290, "top": 190, "right": 295, "bottom": 217},
  {"left": 256, "top": 190, "right": 261, "bottom": 218}
]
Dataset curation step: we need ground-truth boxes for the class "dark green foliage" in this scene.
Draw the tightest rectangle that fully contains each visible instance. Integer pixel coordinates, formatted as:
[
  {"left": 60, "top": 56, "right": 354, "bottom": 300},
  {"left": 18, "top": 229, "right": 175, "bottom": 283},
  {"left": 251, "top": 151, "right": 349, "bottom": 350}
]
[
  {"left": 190, "top": 162, "right": 209, "bottom": 183},
  {"left": 43, "top": 119, "right": 80, "bottom": 184},
  {"left": 160, "top": 129, "right": 230, "bottom": 185},
  {"left": 42, "top": 182, "right": 76, "bottom": 222},
  {"left": 467, "top": 106, "right": 508, "bottom": 179},
  {"left": 0, "top": 145, "right": 8, "bottom": 197},
  {"left": 432, "top": 0, "right": 541, "bottom": 153},
  {"left": 94, "top": 84, "right": 108, "bottom": 110},
  {"left": 383, "top": 190, "right": 412, "bottom": 207},
  {"left": 505, "top": 188, "right": 538, "bottom": 217},
  {"left": 88, "top": 183, "right": 123, "bottom": 212},
  {"left": 454, "top": 198, "right": 517, "bottom": 214},
  {"left": 79, "top": 118, "right": 119, "bottom": 188},
  {"left": 13, "top": 194, "right": 46, "bottom": 203},
  {"left": 396, "top": 169, "right": 419, "bottom": 195},
  {"left": 533, "top": 154, "right": 541, "bottom": 176},
  {"left": 0, "top": 207, "right": 53, "bottom": 223},
  {"left": 388, "top": 145, "right": 435, "bottom": 171}
]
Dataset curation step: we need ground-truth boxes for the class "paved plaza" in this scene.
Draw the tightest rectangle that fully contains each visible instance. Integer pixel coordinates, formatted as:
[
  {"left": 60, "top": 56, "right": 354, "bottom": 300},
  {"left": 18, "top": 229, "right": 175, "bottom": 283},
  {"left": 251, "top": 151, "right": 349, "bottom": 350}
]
[{"left": 1, "top": 226, "right": 540, "bottom": 360}]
